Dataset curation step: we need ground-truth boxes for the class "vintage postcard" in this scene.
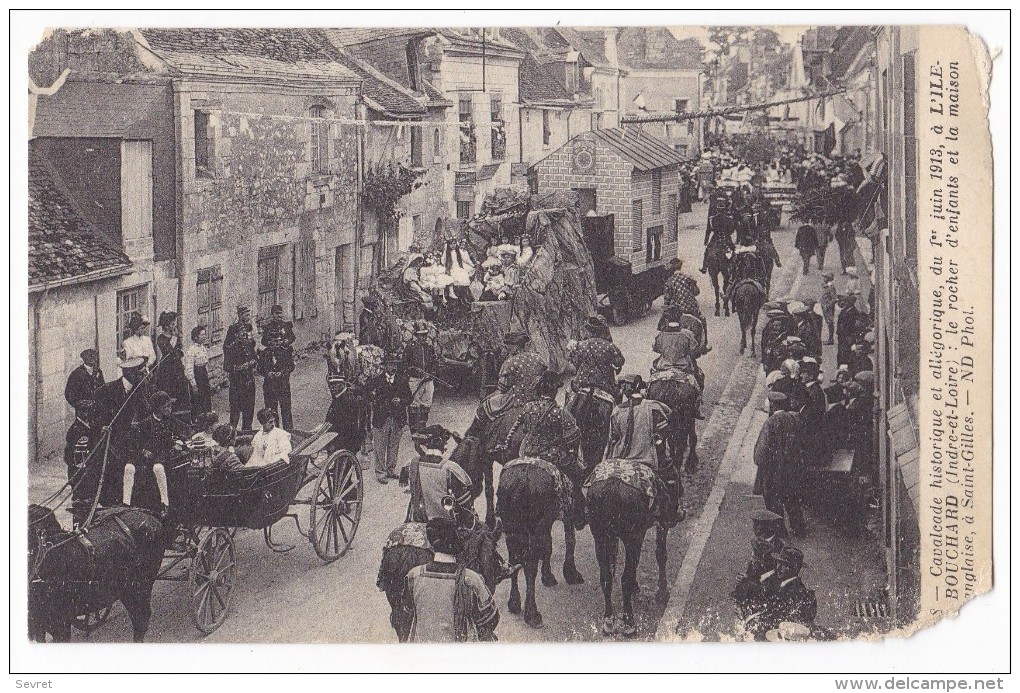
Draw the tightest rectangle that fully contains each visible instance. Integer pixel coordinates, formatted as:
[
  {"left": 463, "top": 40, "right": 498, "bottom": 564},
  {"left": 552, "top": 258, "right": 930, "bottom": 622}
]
[{"left": 14, "top": 11, "right": 1003, "bottom": 674}]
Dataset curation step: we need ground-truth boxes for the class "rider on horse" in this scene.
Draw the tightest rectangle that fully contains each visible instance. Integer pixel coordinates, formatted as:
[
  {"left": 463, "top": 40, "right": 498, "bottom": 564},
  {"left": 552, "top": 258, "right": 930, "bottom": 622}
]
[
  {"left": 651, "top": 317, "right": 707, "bottom": 420},
  {"left": 700, "top": 199, "right": 736, "bottom": 274},
  {"left": 662, "top": 259, "right": 712, "bottom": 351},
  {"left": 600, "top": 374, "right": 683, "bottom": 526},
  {"left": 405, "top": 424, "right": 475, "bottom": 528}
]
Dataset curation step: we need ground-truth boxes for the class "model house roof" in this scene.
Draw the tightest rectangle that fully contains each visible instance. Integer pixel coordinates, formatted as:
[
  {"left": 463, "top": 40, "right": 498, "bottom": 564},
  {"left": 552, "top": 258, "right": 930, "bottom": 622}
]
[{"left": 589, "top": 127, "right": 687, "bottom": 170}]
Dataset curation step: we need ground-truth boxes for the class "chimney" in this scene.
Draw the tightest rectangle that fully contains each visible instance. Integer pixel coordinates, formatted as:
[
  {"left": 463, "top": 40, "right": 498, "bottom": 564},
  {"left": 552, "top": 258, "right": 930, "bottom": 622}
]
[{"left": 603, "top": 28, "right": 618, "bottom": 68}]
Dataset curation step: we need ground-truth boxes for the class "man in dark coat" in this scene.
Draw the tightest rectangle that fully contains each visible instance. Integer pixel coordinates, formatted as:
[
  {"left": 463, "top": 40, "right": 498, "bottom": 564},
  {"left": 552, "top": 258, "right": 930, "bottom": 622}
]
[
  {"left": 258, "top": 317, "right": 295, "bottom": 431},
  {"left": 368, "top": 358, "right": 412, "bottom": 484},
  {"left": 64, "top": 399, "right": 101, "bottom": 525},
  {"left": 260, "top": 304, "right": 296, "bottom": 348},
  {"left": 358, "top": 295, "right": 381, "bottom": 347},
  {"left": 794, "top": 224, "right": 820, "bottom": 275},
  {"left": 65, "top": 348, "right": 104, "bottom": 416},
  {"left": 224, "top": 305, "right": 255, "bottom": 349},
  {"left": 223, "top": 322, "right": 258, "bottom": 430},
  {"left": 732, "top": 509, "right": 788, "bottom": 608},
  {"left": 753, "top": 393, "right": 807, "bottom": 538},
  {"left": 92, "top": 357, "right": 150, "bottom": 505},
  {"left": 749, "top": 547, "right": 818, "bottom": 639},
  {"left": 836, "top": 293, "right": 870, "bottom": 366},
  {"left": 798, "top": 357, "right": 829, "bottom": 464},
  {"left": 403, "top": 322, "right": 440, "bottom": 435}
]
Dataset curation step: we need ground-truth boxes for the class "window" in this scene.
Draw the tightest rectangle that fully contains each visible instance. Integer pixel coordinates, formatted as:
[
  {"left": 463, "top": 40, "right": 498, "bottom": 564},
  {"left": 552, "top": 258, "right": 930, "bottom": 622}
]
[
  {"left": 194, "top": 110, "right": 212, "bottom": 177},
  {"left": 542, "top": 110, "right": 552, "bottom": 146},
  {"left": 594, "top": 87, "right": 603, "bottom": 108},
  {"left": 667, "top": 194, "right": 678, "bottom": 241},
  {"left": 631, "top": 199, "right": 643, "bottom": 251},
  {"left": 310, "top": 105, "right": 329, "bottom": 174},
  {"left": 410, "top": 126, "right": 423, "bottom": 167},
  {"left": 651, "top": 170, "right": 662, "bottom": 215},
  {"left": 116, "top": 285, "right": 149, "bottom": 349},
  {"left": 433, "top": 128, "right": 441, "bottom": 162},
  {"left": 566, "top": 62, "right": 578, "bottom": 94},
  {"left": 456, "top": 200, "right": 473, "bottom": 220},
  {"left": 411, "top": 214, "right": 423, "bottom": 250},
  {"left": 257, "top": 246, "right": 284, "bottom": 320},
  {"left": 490, "top": 93, "right": 506, "bottom": 160},
  {"left": 591, "top": 112, "right": 602, "bottom": 131},
  {"left": 646, "top": 226, "right": 663, "bottom": 263},
  {"left": 687, "top": 119, "right": 695, "bottom": 136},
  {"left": 196, "top": 267, "right": 224, "bottom": 344},
  {"left": 902, "top": 53, "right": 917, "bottom": 265},
  {"left": 459, "top": 96, "right": 476, "bottom": 164},
  {"left": 675, "top": 144, "right": 689, "bottom": 157},
  {"left": 675, "top": 99, "right": 688, "bottom": 113}
]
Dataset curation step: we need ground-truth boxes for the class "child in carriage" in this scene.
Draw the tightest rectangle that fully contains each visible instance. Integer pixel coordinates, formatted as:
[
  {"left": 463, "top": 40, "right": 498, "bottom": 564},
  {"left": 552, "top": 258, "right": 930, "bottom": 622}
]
[
  {"left": 123, "top": 390, "right": 177, "bottom": 514},
  {"left": 247, "top": 408, "right": 292, "bottom": 468}
]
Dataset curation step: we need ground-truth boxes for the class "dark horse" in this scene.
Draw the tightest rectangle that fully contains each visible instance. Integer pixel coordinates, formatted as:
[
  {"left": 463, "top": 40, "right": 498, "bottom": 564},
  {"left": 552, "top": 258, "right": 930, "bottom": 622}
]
[
  {"left": 731, "top": 278, "right": 767, "bottom": 356},
  {"left": 646, "top": 378, "right": 700, "bottom": 474},
  {"left": 28, "top": 504, "right": 166, "bottom": 642},
  {"left": 586, "top": 470, "right": 671, "bottom": 637},
  {"left": 496, "top": 462, "right": 576, "bottom": 629},
  {"left": 703, "top": 239, "right": 733, "bottom": 317},
  {"left": 376, "top": 520, "right": 506, "bottom": 642},
  {"left": 563, "top": 386, "right": 614, "bottom": 475}
]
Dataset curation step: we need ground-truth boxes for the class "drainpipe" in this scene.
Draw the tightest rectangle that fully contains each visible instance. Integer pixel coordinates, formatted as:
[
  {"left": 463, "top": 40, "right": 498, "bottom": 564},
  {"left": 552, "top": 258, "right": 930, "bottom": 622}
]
[
  {"left": 354, "top": 102, "right": 367, "bottom": 337},
  {"left": 30, "top": 293, "right": 43, "bottom": 465},
  {"left": 518, "top": 105, "right": 525, "bottom": 164}
]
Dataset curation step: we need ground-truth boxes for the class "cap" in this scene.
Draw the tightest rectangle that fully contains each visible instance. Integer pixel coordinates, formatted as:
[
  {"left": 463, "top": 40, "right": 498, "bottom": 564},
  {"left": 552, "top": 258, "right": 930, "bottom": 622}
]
[
  {"left": 854, "top": 370, "right": 875, "bottom": 386},
  {"left": 765, "top": 371, "right": 784, "bottom": 388},
  {"left": 586, "top": 314, "right": 609, "bottom": 332},
  {"left": 788, "top": 301, "right": 808, "bottom": 315},
  {"left": 846, "top": 266, "right": 859, "bottom": 276},
  {"left": 619, "top": 373, "right": 644, "bottom": 387},
  {"left": 80, "top": 348, "right": 99, "bottom": 361},
  {"left": 782, "top": 336, "right": 804, "bottom": 345},
  {"left": 766, "top": 391, "right": 788, "bottom": 404},
  {"left": 148, "top": 390, "right": 175, "bottom": 411},
  {"left": 236, "top": 304, "right": 251, "bottom": 315},
  {"left": 413, "top": 424, "right": 455, "bottom": 451},
  {"left": 766, "top": 309, "right": 787, "bottom": 319}
]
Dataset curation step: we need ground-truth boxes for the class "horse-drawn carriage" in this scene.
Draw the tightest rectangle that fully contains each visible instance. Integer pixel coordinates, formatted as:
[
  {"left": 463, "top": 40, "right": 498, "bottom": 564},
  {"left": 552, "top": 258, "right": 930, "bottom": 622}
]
[
  {"left": 580, "top": 213, "right": 672, "bottom": 327},
  {"left": 29, "top": 422, "right": 364, "bottom": 640},
  {"left": 157, "top": 425, "right": 363, "bottom": 633}
]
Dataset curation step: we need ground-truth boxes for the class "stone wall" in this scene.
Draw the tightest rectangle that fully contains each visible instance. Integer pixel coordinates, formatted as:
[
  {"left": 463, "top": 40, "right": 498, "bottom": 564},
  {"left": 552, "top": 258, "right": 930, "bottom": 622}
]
[{"left": 176, "top": 83, "right": 361, "bottom": 363}]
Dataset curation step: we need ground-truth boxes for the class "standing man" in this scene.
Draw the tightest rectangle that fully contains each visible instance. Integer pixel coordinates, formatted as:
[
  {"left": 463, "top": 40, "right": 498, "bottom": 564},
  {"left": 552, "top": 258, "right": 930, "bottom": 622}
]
[
  {"left": 258, "top": 322, "right": 295, "bottom": 431},
  {"left": 260, "top": 304, "right": 296, "bottom": 349},
  {"left": 224, "top": 322, "right": 258, "bottom": 431},
  {"left": 224, "top": 305, "right": 255, "bottom": 350},
  {"left": 64, "top": 400, "right": 100, "bottom": 526},
  {"left": 368, "top": 357, "right": 412, "bottom": 484},
  {"left": 794, "top": 224, "right": 820, "bottom": 275},
  {"left": 358, "top": 295, "right": 381, "bottom": 347},
  {"left": 819, "top": 273, "right": 838, "bottom": 345},
  {"left": 403, "top": 322, "right": 439, "bottom": 435},
  {"left": 753, "top": 392, "right": 807, "bottom": 538},
  {"left": 400, "top": 517, "right": 500, "bottom": 643},
  {"left": 65, "top": 348, "right": 104, "bottom": 416}
]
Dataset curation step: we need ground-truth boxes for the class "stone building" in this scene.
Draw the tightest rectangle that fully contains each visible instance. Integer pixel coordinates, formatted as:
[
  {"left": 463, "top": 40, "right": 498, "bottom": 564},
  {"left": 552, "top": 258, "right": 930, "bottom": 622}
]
[{"left": 532, "top": 127, "right": 684, "bottom": 274}]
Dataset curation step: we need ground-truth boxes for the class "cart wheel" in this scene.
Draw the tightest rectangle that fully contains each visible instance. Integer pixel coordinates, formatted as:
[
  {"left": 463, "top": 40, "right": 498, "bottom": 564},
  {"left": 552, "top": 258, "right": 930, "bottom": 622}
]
[
  {"left": 309, "top": 450, "right": 363, "bottom": 562},
  {"left": 190, "top": 527, "right": 236, "bottom": 634},
  {"left": 71, "top": 604, "right": 113, "bottom": 635}
]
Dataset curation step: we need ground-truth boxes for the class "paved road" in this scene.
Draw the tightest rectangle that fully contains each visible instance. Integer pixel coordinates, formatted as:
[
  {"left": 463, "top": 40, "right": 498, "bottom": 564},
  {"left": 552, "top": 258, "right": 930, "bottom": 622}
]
[{"left": 41, "top": 201, "right": 812, "bottom": 643}]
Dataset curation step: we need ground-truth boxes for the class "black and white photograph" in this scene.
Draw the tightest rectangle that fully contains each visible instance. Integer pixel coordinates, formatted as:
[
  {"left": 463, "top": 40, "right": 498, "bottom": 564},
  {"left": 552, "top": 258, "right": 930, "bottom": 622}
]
[{"left": 12, "top": 9, "right": 1007, "bottom": 679}]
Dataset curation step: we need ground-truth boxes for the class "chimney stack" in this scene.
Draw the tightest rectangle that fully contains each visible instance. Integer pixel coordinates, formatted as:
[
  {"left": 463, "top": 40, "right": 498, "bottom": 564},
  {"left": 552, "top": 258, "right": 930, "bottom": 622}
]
[{"left": 603, "top": 27, "right": 618, "bottom": 68}]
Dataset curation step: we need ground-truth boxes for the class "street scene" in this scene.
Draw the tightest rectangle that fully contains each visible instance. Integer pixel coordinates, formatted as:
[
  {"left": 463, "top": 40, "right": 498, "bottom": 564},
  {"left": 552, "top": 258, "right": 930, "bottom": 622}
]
[{"left": 27, "top": 24, "right": 922, "bottom": 645}]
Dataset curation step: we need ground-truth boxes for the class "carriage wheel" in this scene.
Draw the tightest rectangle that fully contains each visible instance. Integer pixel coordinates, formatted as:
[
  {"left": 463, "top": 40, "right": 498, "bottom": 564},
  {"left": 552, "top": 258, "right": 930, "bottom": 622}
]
[
  {"left": 309, "top": 450, "right": 363, "bottom": 562},
  {"left": 71, "top": 604, "right": 113, "bottom": 634},
  {"left": 190, "top": 528, "right": 236, "bottom": 634}
]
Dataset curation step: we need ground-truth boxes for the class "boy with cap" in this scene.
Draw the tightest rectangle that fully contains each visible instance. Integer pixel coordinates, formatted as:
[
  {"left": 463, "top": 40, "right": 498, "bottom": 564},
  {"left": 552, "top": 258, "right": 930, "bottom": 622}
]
[
  {"left": 749, "top": 546, "right": 818, "bottom": 639},
  {"left": 400, "top": 517, "right": 500, "bottom": 642}
]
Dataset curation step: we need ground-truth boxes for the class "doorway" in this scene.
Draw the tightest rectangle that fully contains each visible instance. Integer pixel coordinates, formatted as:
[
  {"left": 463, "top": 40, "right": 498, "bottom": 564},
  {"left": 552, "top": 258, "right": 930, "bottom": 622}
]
[{"left": 335, "top": 244, "right": 355, "bottom": 332}]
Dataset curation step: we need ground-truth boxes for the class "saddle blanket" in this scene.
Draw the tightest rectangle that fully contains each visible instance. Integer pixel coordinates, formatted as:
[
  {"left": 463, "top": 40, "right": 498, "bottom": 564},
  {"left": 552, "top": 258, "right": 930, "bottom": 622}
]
[
  {"left": 504, "top": 457, "right": 571, "bottom": 518},
  {"left": 383, "top": 522, "right": 431, "bottom": 551},
  {"left": 649, "top": 367, "right": 700, "bottom": 392},
  {"left": 584, "top": 459, "right": 658, "bottom": 508}
]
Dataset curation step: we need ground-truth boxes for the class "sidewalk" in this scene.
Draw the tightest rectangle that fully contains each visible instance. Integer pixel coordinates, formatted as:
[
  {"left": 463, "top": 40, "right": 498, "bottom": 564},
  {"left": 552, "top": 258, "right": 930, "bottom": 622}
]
[{"left": 661, "top": 258, "right": 893, "bottom": 642}]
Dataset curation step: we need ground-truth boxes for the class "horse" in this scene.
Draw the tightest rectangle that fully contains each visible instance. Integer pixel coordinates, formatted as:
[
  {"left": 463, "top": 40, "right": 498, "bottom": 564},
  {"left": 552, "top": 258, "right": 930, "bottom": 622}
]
[
  {"left": 563, "top": 386, "right": 614, "bottom": 476},
  {"left": 28, "top": 504, "right": 166, "bottom": 642},
  {"left": 496, "top": 460, "right": 567, "bottom": 628},
  {"left": 646, "top": 377, "right": 700, "bottom": 474},
  {"left": 452, "top": 402, "right": 581, "bottom": 589},
  {"left": 376, "top": 520, "right": 506, "bottom": 642},
  {"left": 755, "top": 233, "right": 781, "bottom": 296},
  {"left": 585, "top": 466, "right": 671, "bottom": 637},
  {"left": 731, "top": 278, "right": 767, "bottom": 356},
  {"left": 702, "top": 239, "right": 733, "bottom": 317}
]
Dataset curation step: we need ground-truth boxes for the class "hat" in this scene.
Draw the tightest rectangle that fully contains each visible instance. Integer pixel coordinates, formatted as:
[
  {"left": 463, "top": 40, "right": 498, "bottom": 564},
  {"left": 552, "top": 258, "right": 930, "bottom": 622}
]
[
  {"left": 425, "top": 517, "right": 463, "bottom": 555},
  {"left": 765, "top": 622, "right": 812, "bottom": 642},
  {"left": 751, "top": 509, "right": 783, "bottom": 523},
  {"left": 846, "top": 266, "right": 859, "bottom": 277},
  {"left": 751, "top": 510, "right": 785, "bottom": 537},
  {"left": 844, "top": 382, "right": 865, "bottom": 398},
  {"left": 80, "top": 348, "right": 98, "bottom": 362},
  {"left": 765, "top": 309, "right": 787, "bottom": 319},
  {"left": 766, "top": 391, "right": 788, "bottom": 404},
  {"left": 413, "top": 321, "right": 430, "bottom": 335},
  {"left": 787, "top": 301, "right": 809, "bottom": 315},
  {"left": 772, "top": 546, "right": 806, "bottom": 571},
  {"left": 119, "top": 356, "right": 147, "bottom": 371},
  {"left": 271, "top": 304, "right": 284, "bottom": 314},
  {"left": 763, "top": 301, "right": 785, "bottom": 312},
  {"left": 765, "top": 371, "right": 784, "bottom": 388},
  {"left": 503, "top": 331, "right": 530, "bottom": 347},
  {"left": 413, "top": 424, "right": 454, "bottom": 451},
  {"left": 148, "top": 390, "right": 175, "bottom": 411},
  {"left": 236, "top": 305, "right": 251, "bottom": 315},
  {"left": 585, "top": 314, "right": 609, "bottom": 332},
  {"left": 126, "top": 313, "right": 150, "bottom": 331},
  {"left": 618, "top": 373, "right": 644, "bottom": 388},
  {"left": 782, "top": 336, "right": 803, "bottom": 345}
]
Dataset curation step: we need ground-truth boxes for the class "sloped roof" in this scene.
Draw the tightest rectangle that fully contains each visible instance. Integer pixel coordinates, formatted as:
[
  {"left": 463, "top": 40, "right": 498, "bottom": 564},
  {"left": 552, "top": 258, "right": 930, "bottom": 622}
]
[
  {"left": 309, "top": 31, "right": 426, "bottom": 116},
  {"left": 323, "top": 28, "right": 434, "bottom": 47},
  {"left": 500, "top": 28, "right": 576, "bottom": 105},
  {"left": 558, "top": 27, "right": 611, "bottom": 67},
  {"left": 616, "top": 27, "right": 702, "bottom": 71},
  {"left": 590, "top": 127, "right": 686, "bottom": 171},
  {"left": 828, "top": 25, "right": 874, "bottom": 80},
  {"left": 137, "top": 28, "right": 360, "bottom": 81},
  {"left": 29, "top": 148, "right": 131, "bottom": 289}
]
